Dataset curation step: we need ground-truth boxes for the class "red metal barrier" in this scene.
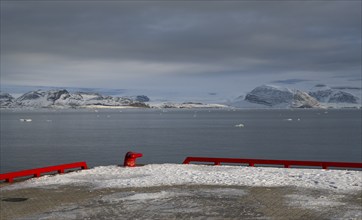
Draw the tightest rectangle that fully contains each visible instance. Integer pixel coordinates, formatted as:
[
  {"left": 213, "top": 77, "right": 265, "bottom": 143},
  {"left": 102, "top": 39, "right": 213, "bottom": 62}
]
[
  {"left": 0, "top": 162, "right": 88, "bottom": 183},
  {"left": 183, "top": 157, "right": 362, "bottom": 169}
]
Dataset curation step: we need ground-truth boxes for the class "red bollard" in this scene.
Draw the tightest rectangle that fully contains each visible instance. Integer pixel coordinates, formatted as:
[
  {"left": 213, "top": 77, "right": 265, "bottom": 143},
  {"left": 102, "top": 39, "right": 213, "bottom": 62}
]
[{"left": 124, "top": 151, "right": 143, "bottom": 167}]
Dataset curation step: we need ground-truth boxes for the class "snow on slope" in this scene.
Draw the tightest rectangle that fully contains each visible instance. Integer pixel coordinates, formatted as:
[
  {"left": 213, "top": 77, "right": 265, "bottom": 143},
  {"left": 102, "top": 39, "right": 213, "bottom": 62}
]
[
  {"left": 308, "top": 84, "right": 361, "bottom": 107},
  {"left": 5, "top": 164, "right": 361, "bottom": 193},
  {"left": 0, "top": 92, "right": 15, "bottom": 107},
  {"left": 231, "top": 84, "right": 361, "bottom": 109},
  {"left": 233, "top": 85, "right": 323, "bottom": 109}
]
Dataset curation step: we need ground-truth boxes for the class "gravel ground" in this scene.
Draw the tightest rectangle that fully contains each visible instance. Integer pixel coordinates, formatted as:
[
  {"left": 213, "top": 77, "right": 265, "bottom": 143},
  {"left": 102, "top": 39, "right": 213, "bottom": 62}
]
[{"left": 1, "top": 184, "right": 361, "bottom": 220}]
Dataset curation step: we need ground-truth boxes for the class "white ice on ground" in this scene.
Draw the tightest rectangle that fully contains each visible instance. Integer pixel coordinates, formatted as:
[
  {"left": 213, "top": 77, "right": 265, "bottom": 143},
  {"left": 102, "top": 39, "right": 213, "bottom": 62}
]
[
  {"left": 286, "top": 194, "right": 345, "bottom": 210},
  {"left": 198, "top": 188, "right": 247, "bottom": 197},
  {"left": 101, "top": 191, "right": 182, "bottom": 203},
  {"left": 4, "top": 164, "right": 362, "bottom": 192}
]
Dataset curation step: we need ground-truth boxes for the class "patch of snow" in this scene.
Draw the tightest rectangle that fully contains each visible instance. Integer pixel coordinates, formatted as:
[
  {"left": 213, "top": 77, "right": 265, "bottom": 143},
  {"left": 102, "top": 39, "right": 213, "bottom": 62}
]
[
  {"left": 101, "top": 191, "right": 184, "bottom": 203},
  {"left": 101, "top": 188, "right": 247, "bottom": 205}
]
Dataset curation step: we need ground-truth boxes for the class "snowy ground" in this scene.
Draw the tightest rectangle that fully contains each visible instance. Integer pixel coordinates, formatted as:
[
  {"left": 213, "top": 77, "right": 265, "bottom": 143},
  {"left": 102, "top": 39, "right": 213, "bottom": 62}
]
[
  {"left": 4, "top": 164, "right": 361, "bottom": 192},
  {"left": 1, "top": 164, "right": 361, "bottom": 219},
  {"left": 82, "top": 105, "right": 139, "bottom": 109},
  {"left": 148, "top": 102, "right": 229, "bottom": 109}
]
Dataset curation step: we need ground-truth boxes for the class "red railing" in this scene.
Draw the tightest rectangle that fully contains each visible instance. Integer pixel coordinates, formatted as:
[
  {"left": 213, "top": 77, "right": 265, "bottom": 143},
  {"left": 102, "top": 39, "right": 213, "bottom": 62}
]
[
  {"left": 183, "top": 157, "right": 362, "bottom": 169},
  {"left": 0, "top": 162, "right": 88, "bottom": 183}
]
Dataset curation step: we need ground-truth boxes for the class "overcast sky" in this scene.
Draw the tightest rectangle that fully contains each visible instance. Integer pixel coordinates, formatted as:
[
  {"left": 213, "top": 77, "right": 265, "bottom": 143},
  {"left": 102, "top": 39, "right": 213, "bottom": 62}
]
[{"left": 1, "top": 1, "right": 361, "bottom": 95}]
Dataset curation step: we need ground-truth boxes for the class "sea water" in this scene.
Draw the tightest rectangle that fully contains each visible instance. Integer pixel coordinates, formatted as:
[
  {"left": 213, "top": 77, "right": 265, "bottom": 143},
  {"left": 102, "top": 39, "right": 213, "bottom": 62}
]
[{"left": 0, "top": 109, "right": 361, "bottom": 173}]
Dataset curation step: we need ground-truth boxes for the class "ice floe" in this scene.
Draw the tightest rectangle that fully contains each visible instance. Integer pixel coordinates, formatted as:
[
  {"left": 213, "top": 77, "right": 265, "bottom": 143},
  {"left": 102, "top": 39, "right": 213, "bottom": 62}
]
[
  {"left": 19, "top": 118, "right": 32, "bottom": 122},
  {"left": 234, "top": 123, "right": 245, "bottom": 128}
]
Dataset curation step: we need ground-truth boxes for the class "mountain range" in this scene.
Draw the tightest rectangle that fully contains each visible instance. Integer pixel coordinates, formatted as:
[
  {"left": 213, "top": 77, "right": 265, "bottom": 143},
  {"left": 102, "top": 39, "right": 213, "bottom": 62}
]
[
  {"left": 0, "top": 90, "right": 149, "bottom": 109},
  {"left": 0, "top": 84, "right": 361, "bottom": 109}
]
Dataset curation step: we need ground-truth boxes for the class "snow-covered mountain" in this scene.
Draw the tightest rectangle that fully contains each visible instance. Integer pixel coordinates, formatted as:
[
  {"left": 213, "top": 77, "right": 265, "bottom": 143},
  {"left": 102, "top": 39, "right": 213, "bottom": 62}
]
[
  {"left": 230, "top": 84, "right": 361, "bottom": 109},
  {"left": 236, "top": 85, "right": 322, "bottom": 108},
  {"left": 0, "top": 93, "right": 15, "bottom": 107},
  {"left": 308, "top": 84, "right": 359, "bottom": 104},
  {"left": 0, "top": 89, "right": 150, "bottom": 109}
]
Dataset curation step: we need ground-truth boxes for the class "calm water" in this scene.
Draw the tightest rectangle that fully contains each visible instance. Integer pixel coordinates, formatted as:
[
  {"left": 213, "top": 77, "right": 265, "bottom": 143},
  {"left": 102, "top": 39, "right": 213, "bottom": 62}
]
[{"left": 1, "top": 109, "right": 361, "bottom": 173}]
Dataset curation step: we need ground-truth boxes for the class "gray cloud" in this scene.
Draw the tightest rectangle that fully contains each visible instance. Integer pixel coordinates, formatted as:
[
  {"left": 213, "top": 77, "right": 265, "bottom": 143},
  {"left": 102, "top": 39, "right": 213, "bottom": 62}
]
[
  {"left": 271, "top": 79, "right": 313, "bottom": 85},
  {"left": 1, "top": 1, "right": 361, "bottom": 91}
]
